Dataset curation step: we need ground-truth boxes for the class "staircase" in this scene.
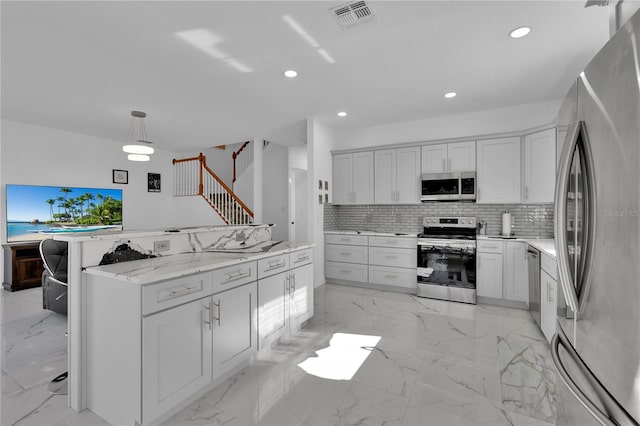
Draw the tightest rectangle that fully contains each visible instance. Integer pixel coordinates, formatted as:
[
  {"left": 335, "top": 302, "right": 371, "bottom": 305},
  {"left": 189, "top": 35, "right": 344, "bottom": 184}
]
[{"left": 173, "top": 153, "right": 254, "bottom": 225}]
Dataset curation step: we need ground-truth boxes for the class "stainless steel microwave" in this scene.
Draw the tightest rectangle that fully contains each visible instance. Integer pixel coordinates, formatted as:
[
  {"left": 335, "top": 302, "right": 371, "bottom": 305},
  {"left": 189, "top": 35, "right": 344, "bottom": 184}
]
[{"left": 421, "top": 172, "right": 476, "bottom": 202}]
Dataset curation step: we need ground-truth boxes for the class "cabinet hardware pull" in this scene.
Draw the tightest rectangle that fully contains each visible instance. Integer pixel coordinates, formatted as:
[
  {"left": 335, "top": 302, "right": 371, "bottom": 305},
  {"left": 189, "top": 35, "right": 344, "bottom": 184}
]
[
  {"left": 295, "top": 255, "right": 309, "bottom": 263},
  {"left": 266, "top": 260, "right": 285, "bottom": 271},
  {"left": 214, "top": 300, "right": 221, "bottom": 326},
  {"left": 385, "top": 275, "right": 397, "bottom": 279},
  {"left": 169, "top": 286, "right": 197, "bottom": 297},
  {"left": 385, "top": 255, "right": 398, "bottom": 259},
  {"left": 341, "top": 252, "right": 352, "bottom": 256},
  {"left": 341, "top": 270, "right": 351, "bottom": 274},
  {"left": 204, "top": 302, "right": 213, "bottom": 330},
  {"left": 292, "top": 273, "right": 296, "bottom": 295},
  {"left": 285, "top": 275, "right": 290, "bottom": 293},
  {"left": 442, "top": 158, "right": 446, "bottom": 171},
  {"left": 225, "top": 270, "right": 251, "bottom": 283}
]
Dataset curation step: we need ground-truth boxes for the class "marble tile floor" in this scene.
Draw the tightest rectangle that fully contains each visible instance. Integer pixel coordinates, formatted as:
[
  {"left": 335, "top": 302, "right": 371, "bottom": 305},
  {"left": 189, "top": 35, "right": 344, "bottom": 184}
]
[{"left": 2, "top": 284, "right": 558, "bottom": 426}]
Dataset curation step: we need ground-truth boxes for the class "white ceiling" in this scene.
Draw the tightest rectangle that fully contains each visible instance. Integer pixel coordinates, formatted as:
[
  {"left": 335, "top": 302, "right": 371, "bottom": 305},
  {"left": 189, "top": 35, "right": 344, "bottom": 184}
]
[{"left": 1, "top": 1, "right": 610, "bottom": 152}]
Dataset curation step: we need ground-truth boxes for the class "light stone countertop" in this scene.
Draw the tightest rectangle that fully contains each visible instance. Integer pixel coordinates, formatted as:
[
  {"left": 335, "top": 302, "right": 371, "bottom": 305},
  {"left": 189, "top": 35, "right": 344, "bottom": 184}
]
[
  {"left": 477, "top": 235, "right": 556, "bottom": 259},
  {"left": 324, "top": 230, "right": 418, "bottom": 238},
  {"left": 83, "top": 241, "right": 314, "bottom": 284}
]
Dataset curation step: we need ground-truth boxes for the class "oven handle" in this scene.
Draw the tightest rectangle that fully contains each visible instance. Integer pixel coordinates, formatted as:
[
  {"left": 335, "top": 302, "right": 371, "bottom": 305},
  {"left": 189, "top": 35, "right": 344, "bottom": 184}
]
[{"left": 418, "top": 242, "right": 476, "bottom": 251}]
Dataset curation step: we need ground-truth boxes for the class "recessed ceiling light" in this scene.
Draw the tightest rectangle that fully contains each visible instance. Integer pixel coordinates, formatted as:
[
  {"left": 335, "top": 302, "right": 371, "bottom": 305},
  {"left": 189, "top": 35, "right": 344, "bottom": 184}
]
[
  {"left": 284, "top": 70, "right": 298, "bottom": 78},
  {"left": 509, "top": 26, "right": 531, "bottom": 39},
  {"left": 444, "top": 92, "right": 457, "bottom": 98},
  {"left": 337, "top": 111, "right": 347, "bottom": 117}
]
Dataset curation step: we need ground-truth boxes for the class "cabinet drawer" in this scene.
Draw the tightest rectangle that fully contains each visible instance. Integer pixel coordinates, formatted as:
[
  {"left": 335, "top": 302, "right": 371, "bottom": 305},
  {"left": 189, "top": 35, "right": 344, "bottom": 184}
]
[
  {"left": 325, "top": 244, "right": 368, "bottom": 264},
  {"left": 213, "top": 261, "right": 257, "bottom": 293},
  {"left": 368, "top": 236, "right": 416, "bottom": 249},
  {"left": 368, "top": 265, "right": 416, "bottom": 290},
  {"left": 541, "top": 253, "right": 557, "bottom": 280},
  {"left": 477, "top": 240, "right": 504, "bottom": 254},
  {"left": 290, "top": 248, "right": 313, "bottom": 268},
  {"left": 257, "top": 254, "right": 289, "bottom": 279},
  {"left": 368, "top": 247, "right": 416, "bottom": 269},
  {"left": 325, "top": 261, "right": 368, "bottom": 282},
  {"left": 325, "top": 234, "right": 368, "bottom": 246},
  {"left": 142, "top": 272, "right": 213, "bottom": 315}
]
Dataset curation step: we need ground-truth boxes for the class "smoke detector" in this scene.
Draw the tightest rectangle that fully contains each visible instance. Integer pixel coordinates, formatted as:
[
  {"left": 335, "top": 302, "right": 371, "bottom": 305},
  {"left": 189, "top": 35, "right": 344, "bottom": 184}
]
[{"left": 329, "top": 1, "right": 377, "bottom": 30}]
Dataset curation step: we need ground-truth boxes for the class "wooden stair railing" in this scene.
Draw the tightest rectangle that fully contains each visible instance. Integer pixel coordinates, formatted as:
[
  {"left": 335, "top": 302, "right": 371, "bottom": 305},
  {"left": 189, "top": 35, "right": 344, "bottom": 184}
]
[
  {"left": 232, "top": 141, "right": 251, "bottom": 187},
  {"left": 173, "top": 153, "right": 254, "bottom": 225}
]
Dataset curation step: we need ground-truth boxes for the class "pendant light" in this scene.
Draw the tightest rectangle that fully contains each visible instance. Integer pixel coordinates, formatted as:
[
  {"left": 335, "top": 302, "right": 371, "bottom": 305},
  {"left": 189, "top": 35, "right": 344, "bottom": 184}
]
[{"left": 123, "top": 111, "right": 154, "bottom": 161}]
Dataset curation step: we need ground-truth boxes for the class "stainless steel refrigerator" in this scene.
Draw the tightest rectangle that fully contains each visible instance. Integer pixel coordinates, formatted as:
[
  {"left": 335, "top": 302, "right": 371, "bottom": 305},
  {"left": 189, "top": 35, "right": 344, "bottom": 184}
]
[{"left": 553, "top": 8, "right": 640, "bottom": 426}]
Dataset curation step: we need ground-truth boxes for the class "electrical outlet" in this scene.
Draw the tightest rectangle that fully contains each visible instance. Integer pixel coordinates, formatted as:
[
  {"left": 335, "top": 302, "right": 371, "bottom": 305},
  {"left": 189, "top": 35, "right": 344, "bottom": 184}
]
[
  {"left": 154, "top": 240, "right": 170, "bottom": 252},
  {"left": 396, "top": 214, "right": 403, "bottom": 223},
  {"left": 235, "top": 231, "right": 246, "bottom": 241}
]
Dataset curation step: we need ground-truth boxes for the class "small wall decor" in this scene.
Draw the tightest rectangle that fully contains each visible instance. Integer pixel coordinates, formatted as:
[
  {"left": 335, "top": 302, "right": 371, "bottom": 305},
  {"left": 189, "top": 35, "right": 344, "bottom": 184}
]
[
  {"left": 324, "top": 181, "right": 328, "bottom": 190},
  {"left": 324, "top": 193, "right": 329, "bottom": 203},
  {"left": 147, "top": 173, "right": 161, "bottom": 192},
  {"left": 318, "top": 180, "right": 323, "bottom": 190},
  {"left": 319, "top": 194, "right": 323, "bottom": 204},
  {"left": 113, "top": 169, "right": 128, "bottom": 184}
]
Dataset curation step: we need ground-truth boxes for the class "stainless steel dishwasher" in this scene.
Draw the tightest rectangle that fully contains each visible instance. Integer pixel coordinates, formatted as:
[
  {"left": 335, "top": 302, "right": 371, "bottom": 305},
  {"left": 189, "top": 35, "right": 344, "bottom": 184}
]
[{"left": 527, "top": 247, "right": 541, "bottom": 327}]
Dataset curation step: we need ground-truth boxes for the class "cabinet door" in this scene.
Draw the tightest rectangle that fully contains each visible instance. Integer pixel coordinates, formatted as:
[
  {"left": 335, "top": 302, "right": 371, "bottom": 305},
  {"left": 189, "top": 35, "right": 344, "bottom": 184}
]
[
  {"left": 421, "top": 144, "right": 447, "bottom": 174},
  {"left": 213, "top": 282, "right": 257, "bottom": 376},
  {"left": 396, "top": 147, "right": 421, "bottom": 203},
  {"left": 448, "top": 141, "right": 476, "bottom": 172},
  {"left": 524, "top": 129, "right": 556, "bottom": 203},
  {"left": 374, "top": 149, "right": 396, "bottom": 204},
  {"left": 477, "top": 252, "right": 503, "bottom": 299},
  {"left": 476, "top": 137, "right": 521, "bottom": 203},
  {"left": 504, "top": 242, "right": 528, "bottom": 303},
  {"left": 288, "top": 263, "right": 314, "bottom": 334},
  {"left": 333, "top": 154, "right": 353, "bottom": 204},
  {"left": 540, "top": 270, "right": 557, "bottom": 343},
  {"left": 353, "top": 152, "right": 374, "bottom": 204},
  {"left": 258, "top": 271, "right": 288, "bottom": 349},
  {"left": 143, "top": 297, "right": 212, "bottom": 423}
]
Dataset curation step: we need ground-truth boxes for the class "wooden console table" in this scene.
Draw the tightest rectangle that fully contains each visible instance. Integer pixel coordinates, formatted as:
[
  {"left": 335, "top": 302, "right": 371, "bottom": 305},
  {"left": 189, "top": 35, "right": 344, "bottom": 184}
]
[{"left": 3, "top": 242, "right": 44, "bottom": 291}]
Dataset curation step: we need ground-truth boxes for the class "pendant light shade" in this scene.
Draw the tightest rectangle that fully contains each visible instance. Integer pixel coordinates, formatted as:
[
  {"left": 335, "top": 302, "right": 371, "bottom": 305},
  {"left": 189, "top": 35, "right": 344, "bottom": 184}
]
[
  {"left": 127, "top": 154, "right": 150, "bottom": 162},
  {"left": 123, "top": 111, "right": 154, "bottom": 159}
]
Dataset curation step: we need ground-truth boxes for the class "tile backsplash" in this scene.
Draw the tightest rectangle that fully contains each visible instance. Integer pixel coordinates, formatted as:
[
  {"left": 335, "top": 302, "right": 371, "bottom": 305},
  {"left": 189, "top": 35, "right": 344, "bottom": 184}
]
[{"left": 324, "top": 203, "right": 554, "bottom": 237}]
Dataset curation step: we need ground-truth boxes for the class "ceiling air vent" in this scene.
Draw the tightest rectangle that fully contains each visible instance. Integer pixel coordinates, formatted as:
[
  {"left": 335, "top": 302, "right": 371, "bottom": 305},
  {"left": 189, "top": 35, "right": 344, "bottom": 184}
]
[{"left": 329, "top": 1, "right": 377, "bottom": 30}]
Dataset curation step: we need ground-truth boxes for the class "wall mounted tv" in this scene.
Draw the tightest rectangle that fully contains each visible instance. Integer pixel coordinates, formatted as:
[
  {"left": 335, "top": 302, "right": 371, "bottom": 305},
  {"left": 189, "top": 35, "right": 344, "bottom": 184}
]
[{"left": 6, "top": 184, "right": 123, "bottom": 243}]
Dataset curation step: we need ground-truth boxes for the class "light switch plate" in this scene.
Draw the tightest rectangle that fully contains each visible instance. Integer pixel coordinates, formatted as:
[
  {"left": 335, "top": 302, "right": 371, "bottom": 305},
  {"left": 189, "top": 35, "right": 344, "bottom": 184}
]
[{"left": 154, "top": 240, "right": 170, "bottom": 252}]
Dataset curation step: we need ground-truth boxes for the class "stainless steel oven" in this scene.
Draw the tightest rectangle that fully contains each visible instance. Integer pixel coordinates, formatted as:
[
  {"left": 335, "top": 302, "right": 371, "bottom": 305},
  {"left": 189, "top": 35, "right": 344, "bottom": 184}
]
[
  {"left": 421, "top": 172, "right": 476, "bottom": 202},
  {"left": 416, "top": 216, "right": 477, "bottom": 304}
]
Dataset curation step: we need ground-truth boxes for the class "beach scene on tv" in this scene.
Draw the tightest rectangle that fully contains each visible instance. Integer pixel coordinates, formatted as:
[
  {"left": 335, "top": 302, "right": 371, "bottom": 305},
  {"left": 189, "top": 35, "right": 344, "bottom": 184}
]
[{"left": 6, "top": 185, "right": 123, "bottom": 242}]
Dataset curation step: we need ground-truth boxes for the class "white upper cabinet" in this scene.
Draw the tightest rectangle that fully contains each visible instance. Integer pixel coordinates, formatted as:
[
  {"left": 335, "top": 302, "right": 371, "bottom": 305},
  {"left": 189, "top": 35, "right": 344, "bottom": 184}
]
[
  {"left": 333, "top": 152, "right": 374, "bottom": 204},
  {"left": 374, "top": 147, "right": 420, "bottom": 204},
  {"left": 523, "top": 129, "right": 556, "bottom": 203},
  {"left": 421, "top": 141, "right": 475, "bottom": 174},
  {"left": 477, "top": 137, "right": 521, "bottom": 203},
  {"left": 421, "top": 144, "right": 448, "bottom": 173}
]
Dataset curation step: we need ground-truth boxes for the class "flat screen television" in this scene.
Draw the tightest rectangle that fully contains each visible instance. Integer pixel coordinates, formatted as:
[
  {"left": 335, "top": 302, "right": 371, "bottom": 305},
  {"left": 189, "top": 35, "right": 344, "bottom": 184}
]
[{"left": 6, "top": 184, "right": 123, "bottom": 243}]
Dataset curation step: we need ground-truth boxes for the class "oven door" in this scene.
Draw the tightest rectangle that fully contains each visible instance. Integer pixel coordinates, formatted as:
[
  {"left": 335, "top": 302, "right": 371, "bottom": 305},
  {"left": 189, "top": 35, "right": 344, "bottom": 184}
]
[
  {"left": 417, "top": 243, "right": 476, "bottom": 289},
  {"left": 421, "top": 173, "right": 460, "bottom": 201}
]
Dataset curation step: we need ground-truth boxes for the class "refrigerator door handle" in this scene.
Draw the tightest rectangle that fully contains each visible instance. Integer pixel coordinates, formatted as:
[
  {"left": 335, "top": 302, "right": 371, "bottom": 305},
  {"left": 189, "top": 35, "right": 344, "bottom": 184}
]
[
  {"left": 554, "top": 121, "right": 597, "bottom": 314},
  {"left": 551, "top": 326, "right": 638, "bottom": 426}
]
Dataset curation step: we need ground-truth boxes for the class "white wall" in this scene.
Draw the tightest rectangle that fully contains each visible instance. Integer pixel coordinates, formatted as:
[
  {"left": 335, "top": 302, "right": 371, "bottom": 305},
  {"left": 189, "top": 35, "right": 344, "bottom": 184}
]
[
  {"left": 262, "top": 143, "right": 288, "bottom": 241},
  {"left": 0, "top": 119, "right": 225, "bottom": 245},
  {"left": 335, "top": 100, "right": 561, "bottom": 150},
  {"left": 307, "top": 118, "right": 338, "bottom": 287},
  {"left": 201, "top": 146, "right": 234, "bottom": 188}
]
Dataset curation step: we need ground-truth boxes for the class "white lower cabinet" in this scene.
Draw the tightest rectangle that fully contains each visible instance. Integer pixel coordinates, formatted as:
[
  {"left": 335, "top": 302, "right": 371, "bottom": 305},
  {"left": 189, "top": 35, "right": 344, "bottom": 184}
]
[
  {"left": 540, "top": 270, "right": 558, "bottom": 342},
  {"left": 476, "top": 251, "right": 503, "bottom": 299},
  {"left": 504, "top": 242, "right": 528, "bottom": 303},
  {"left": 258, "top": 271, "right": 288, "bottom": 348},
  {"left": 212, "top": 282, "right": 257, "bottom": 379},
  {"left": 85, "top": 250, "right": 313, "bottom": 426},
  {"left": 325, "top": 233, "right": 417, "bottom": 292},
  {"left": 143, "top": 297, "right": 213, "bottom": 423},
  {"left": 257, "top": 250, "right": 314, "bottom": 350}
]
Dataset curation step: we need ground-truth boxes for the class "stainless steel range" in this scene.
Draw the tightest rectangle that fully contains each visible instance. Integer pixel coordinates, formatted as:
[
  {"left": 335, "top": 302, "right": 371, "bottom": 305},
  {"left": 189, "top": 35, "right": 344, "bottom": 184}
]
[{"left": 416, "top": 216, "right": 477, "bottom": 304}]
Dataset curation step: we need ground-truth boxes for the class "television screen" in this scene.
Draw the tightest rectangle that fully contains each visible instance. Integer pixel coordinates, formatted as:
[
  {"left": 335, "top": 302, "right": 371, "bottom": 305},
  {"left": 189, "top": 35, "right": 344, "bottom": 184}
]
[{"left": 6, "top": 184, "right": 123, "bottom": 243}]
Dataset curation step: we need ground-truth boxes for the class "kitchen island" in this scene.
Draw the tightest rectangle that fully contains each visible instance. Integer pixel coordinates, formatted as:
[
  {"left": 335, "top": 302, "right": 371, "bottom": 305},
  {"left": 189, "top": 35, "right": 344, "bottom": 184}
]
[{"left": 82, "top": 238, "right": 314, "bottom": 426}]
